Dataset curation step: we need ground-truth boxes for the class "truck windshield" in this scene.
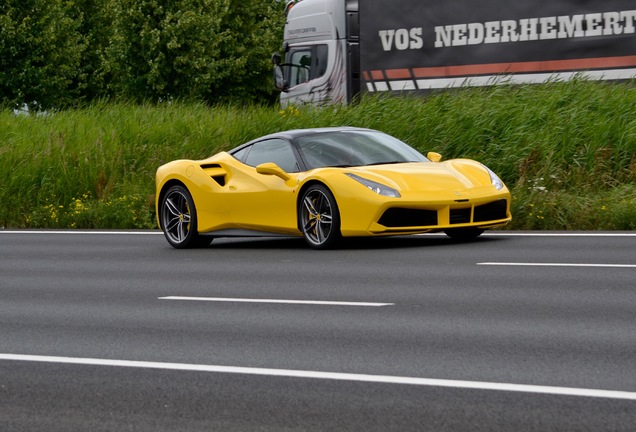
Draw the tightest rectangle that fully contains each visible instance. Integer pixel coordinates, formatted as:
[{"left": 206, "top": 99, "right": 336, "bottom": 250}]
[{"left": 295, "top": 131, "right": 428, "bottom": 169}]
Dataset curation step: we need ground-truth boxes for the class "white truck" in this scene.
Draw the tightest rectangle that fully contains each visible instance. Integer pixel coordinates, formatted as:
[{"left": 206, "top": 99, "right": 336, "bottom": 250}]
[{"left": 272, "top": 0, "right": 636, "bottom": 105}]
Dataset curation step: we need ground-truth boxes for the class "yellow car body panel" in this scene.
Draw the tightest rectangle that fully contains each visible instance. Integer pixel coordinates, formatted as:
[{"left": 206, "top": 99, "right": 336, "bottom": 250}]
[
  {"left": 156, "top": 152, "right": 302, "bottom": 236},
  {"left": 156, "top": 152, "right": 511, "bottom": 238},
  {"left": 311, "top": 162, "right": 510, "bottom": 236},
  {"left": 156, "top": 127, "right": 512, "bottom": 249}
]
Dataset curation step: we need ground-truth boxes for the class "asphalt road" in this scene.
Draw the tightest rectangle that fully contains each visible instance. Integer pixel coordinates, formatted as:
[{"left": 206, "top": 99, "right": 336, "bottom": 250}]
[{"left": 1, "top": 230, "right": 635, "bottom": 431}]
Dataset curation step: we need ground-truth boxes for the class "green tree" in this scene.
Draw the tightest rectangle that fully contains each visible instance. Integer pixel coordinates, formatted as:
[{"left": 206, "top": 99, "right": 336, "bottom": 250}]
[
  {"left": 107, "top": 0, "right": 285, "bottom": 105},
  {"left": 66, "top": 0, "right": 116, "bottom": 102},
  {"left": 211, "top": 0, "right": 286, "bottom": 104},
  {"left": 0, "top": 0, "right": 288, "bottom": 108},
  {"left": 0, "top": 0, "right": 84, "bottom": 110},
  {"left": 109, "top": 0, "right": 230, "bottom": 102}
]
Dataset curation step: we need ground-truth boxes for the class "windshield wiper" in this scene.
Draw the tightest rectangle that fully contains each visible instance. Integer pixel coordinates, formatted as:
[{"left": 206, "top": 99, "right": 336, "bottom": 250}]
[{"left": 365, "top": 160, "right": 408, "bottom": 166}]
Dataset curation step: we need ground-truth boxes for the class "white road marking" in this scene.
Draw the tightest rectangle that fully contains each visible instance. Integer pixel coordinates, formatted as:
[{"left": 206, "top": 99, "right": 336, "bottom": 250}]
[
  {"left": 1, "top": 353, "right": 635, "bottom": 401},
  {"left": 0, "top": 230, "right": 161, "bottom": 235},
  {"left": 482, "top": 232, "right": 636, "bottom": 237},
  {"left": 478, "top": 262, "right": 636, "bottom": 268},
  {"left": 1, "top": 230, "right": 636, "bottom": 237},
  {"left": 158, "top": 296, "right": 393, "bottom": 307}
]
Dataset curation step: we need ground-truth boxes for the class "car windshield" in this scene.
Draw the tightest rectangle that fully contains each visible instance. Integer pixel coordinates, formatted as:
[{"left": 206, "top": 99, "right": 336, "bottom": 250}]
[{"left": 295, "top": 130, "right": 428, "bottom": 169}]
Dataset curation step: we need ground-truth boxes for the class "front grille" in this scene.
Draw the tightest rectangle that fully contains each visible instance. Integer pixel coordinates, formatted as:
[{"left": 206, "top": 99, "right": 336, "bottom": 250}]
[
  {"left": 378, "top": 208, "right": 438, "bottom": 228},
  {"left": 474, "top": 199, "right": 508, "bottom": 222},
  {"left": 449, "top": 208, "right": 471, "bottom": 224}
]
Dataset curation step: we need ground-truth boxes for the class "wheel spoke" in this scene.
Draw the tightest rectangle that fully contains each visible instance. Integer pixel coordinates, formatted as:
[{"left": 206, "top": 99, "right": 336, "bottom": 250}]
[
  {"left": 177, "top": 220, "right": 186, "bottom": 241},
  {"left": 317, "top": 215, "right": 329, "bottom": 238},
  {"left": 165, "top": 198, "right": 181, "bottom": 217},
  {"left": 303, "top": 217, "right": 317, "bottom": 233},
  {"left": 165, "top": 215, "right": 181, "bottom": 231},
  {"left": 303, "top": 196, "right": 318, "bottom": 216},
  {"left": 315, "top": 193, "right": 325, "bottom": 214},
  {"left": 300, "top": 189, "right": 335, "bottom": 245},
  {"left": 162, "top": 191, "right": 193, "bottom": 244},
  {"left": 319, "top": 214, "right": 332, "bottom": 224}
]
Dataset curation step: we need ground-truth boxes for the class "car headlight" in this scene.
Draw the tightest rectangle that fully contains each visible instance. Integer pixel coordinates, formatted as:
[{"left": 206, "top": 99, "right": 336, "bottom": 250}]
[
  {"left": 481, "top": 164, "right": 504, "bottom": 190},
  {"left": 346, "top": 173, "right": 401, "bottom": 197}
]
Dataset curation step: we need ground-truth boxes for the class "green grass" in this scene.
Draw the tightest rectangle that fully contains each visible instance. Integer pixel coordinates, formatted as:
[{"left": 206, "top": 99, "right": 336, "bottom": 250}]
[{"left": 1, "top": 79, "right": 635, "bottom": 230}]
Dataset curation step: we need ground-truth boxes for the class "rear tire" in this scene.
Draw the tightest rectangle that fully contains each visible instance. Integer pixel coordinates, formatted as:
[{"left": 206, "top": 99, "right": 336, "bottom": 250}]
[
  {"left": 160, "top": 185, "right": 211, "bottom": 249},
  {"left": 298, "top": 184, "right": 341, "bottom": 250},
  {"left": 444, "top": 228, "right": 485, "bottom": 240}
]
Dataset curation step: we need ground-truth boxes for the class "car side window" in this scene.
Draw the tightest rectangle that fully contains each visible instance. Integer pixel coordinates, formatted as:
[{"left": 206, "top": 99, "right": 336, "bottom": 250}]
[
  {"left": 231, "top": 146, "right": 249, "bottom": 163},
  {"left": 244, "top": 139, "right": 300, "bottom": 173}
]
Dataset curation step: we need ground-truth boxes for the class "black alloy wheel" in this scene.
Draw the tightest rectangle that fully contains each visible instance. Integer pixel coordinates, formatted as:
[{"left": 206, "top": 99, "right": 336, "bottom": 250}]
[
  {"left": 299, "top": 184, "right": 342, "bottom": 249},
  {"left": 160, "top": 185, "right": 211, "bottom": 248}
]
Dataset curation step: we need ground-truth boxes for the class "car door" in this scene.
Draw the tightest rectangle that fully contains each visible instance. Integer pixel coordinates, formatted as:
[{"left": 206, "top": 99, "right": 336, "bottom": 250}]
[{"left": 225, "top": 138, "right": 302, "bottom": 233}]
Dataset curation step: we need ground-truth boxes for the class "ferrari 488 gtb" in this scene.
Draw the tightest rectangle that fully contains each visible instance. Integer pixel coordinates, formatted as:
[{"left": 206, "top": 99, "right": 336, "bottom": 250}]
[{"left": 155, "top": 127, "right": 511, "bottom": 249}]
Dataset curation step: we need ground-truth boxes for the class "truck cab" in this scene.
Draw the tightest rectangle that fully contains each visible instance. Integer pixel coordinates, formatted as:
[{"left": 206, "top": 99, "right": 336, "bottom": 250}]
[
  {"left": 274, "top": 0, "right": 636, "bottom": 106},
  {"left": 273, "top": 0, "right": 359, "bottom": 106}
]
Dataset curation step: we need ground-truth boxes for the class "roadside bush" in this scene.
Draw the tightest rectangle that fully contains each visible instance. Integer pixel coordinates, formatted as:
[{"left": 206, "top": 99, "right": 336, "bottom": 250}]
[
  {"left": 0, "top": 0, "right": 84, "bottom": 110},
  {"left": 1, "top": 81, "right": 635, "bottom": 230}
]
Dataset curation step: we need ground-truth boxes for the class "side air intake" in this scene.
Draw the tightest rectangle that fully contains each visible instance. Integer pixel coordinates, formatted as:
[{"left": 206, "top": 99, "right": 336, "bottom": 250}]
[{"left": 200, "top": 164, "right": 227, "bottom": 186}]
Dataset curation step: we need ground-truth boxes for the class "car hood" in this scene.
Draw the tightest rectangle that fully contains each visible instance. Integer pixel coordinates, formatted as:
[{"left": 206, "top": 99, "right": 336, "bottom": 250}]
[{"left": 348, "top": 160, "right": 494, "bottom": 192}]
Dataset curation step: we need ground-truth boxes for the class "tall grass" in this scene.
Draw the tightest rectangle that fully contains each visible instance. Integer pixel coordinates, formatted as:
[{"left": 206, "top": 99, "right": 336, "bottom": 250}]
[{"left": 1, "top": 80, "right": 635, "bottom": 230}]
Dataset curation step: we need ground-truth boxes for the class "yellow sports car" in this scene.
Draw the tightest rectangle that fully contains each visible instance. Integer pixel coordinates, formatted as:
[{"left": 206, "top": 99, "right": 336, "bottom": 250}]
[{"left": 155, "top": 127, "right": 511, "bottom": 249}]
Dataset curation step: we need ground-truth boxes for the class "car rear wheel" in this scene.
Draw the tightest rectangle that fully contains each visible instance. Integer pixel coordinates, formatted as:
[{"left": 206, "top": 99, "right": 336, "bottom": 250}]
[
  {"left": 160, "top": 185, "right": 212, "bottom": 249},
  {"left": 444, "top": 228, "right": 485, "bottom": 240},
  {"left": 299, "top": 184, "right": 341, "bottom": 249}
]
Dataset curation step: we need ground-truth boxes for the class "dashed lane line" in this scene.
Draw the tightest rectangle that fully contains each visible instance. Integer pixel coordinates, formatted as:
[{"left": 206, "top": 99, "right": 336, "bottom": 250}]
[
  {"left": 478, "top": 262, "right": 636, "bottom": 268},
  {"left": 159, "top": 296, "right": 394, "bottom": 307}
]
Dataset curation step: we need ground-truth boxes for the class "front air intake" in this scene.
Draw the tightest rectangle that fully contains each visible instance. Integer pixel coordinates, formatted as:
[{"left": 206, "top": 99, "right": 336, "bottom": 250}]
[
  {"left": 378, "top": 208, "right": 438, "bottom": 227},
  {"left": 449, "top": 208, "right": 471, "bottom": 224},
  {"left": 474, "top": 199, "right": 508, "bottom": 222}
]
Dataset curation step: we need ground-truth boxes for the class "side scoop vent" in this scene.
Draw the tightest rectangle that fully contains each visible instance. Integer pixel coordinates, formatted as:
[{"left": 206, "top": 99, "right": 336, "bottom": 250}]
[{"left": 200, "top": 163, "right": 227, "bottom": 186}]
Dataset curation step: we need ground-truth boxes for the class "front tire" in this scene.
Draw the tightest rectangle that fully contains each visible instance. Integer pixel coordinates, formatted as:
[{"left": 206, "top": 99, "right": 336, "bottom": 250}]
[
  {"left": 299, "top": 184, "right": 341, "bottom": 250},
  {"left": 160, "top": 185, "right": 211, "bottom": 249}
]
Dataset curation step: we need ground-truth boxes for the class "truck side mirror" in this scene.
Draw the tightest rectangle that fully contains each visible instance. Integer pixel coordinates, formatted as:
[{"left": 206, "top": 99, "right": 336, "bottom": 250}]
[{"left": 273, "top": 65, "right": 288, "bottom": 91}]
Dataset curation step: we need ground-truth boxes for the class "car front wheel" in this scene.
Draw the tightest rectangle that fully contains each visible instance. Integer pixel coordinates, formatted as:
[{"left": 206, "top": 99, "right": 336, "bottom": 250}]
[
  {"left": 299, "top": 184, "right": 341, "bottom": 249},
  {"left": 160, "top": 185, "right": 211, "bottom": 248}
]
